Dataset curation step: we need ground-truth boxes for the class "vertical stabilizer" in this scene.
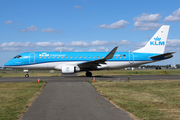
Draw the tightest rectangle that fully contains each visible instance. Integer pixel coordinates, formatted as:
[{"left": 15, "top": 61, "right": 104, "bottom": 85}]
[{"left": 133, "top": 25, "right": 170, "bottom": 54}]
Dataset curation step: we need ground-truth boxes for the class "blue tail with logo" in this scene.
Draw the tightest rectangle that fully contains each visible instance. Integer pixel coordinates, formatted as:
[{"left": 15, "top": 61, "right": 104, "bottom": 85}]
[{"left": 133, "top": 25, "right": 170, "bottom": 54}]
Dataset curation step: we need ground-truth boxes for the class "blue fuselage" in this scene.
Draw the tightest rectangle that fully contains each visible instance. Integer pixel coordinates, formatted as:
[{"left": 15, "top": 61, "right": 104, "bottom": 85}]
[{"left": 5, "top": 52, "right": 160, "bottom": 70}]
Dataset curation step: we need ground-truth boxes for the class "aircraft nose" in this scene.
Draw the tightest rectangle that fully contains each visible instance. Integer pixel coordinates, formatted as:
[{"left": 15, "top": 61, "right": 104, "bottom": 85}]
[{"left": 4, "top": 60, "right": 11, "bottom": 67}]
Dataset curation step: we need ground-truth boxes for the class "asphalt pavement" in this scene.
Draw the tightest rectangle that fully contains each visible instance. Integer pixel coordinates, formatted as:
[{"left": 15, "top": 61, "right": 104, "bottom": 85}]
[
  {"left": 21, "top": 82, "right": 133, "bottom": 120},
  {"left": 1, "top": 75, "right": 180, "bottom": 120}
]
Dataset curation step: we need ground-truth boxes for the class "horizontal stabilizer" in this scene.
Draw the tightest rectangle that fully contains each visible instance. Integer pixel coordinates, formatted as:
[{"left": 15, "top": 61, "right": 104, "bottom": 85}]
[{"left": 150, "top": 52, "right": 175, "bottom": 60}]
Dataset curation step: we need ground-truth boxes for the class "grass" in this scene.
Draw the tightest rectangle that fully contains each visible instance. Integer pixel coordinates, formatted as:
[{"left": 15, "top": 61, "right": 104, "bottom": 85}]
[
  {"left": 91, "top": 80, "right": 180, "bottom": 120},
  {"left": 0, "top": 82, "right": 46, "bottom": 120},
  {"left": 0, "top": 73, "right": 60, "bottom": 77},
  {"left": 79, "top": 69, "right": 180, "bottom": 76},
  {"left": 1, "top": 69, "right": 180, "bottom": 77}
]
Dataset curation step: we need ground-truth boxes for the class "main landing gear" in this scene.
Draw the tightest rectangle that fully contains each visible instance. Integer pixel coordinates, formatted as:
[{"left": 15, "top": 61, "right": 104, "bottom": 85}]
[
  {"left": 23, "top": 70, "right": 29, "bottom": 78},
  {"left": 86, "top": 71, "right": 92, "bottom": 77},
  {"left": 25, "top": 74, "right": 29, "bottom": 78}
]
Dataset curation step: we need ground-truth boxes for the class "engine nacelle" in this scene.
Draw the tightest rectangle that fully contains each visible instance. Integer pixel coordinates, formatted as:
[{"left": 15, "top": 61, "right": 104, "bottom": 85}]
[{"left": 61, "top": 66, "right": 80, "bottom": 74}]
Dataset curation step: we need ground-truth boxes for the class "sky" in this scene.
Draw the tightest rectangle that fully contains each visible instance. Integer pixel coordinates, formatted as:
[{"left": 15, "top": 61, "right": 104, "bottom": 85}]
[{"left": 0, "top": 0, "right": 180, "bottom": 67}]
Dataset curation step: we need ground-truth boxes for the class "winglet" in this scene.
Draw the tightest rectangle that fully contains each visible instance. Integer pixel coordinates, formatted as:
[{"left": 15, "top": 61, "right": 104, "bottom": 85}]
[{"left": 105, "top": 46, "right": 118, "bottom": 60}]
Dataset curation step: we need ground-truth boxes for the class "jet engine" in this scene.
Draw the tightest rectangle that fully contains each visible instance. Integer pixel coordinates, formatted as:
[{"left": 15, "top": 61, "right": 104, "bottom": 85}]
[{"left": 61, "top": 66, "right": 80, "bottom": 74}]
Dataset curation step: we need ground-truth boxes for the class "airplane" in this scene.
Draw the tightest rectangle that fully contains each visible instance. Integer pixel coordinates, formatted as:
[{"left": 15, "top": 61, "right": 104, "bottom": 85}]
[{"left": 4, "top": 25, "right": 175, "bottom": 77}]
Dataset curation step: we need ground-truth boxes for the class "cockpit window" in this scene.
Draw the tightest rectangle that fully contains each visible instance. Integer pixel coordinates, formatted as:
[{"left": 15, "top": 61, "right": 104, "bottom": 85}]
[{"left": 14, "top": 55, "right": 22, "bottom": 58}]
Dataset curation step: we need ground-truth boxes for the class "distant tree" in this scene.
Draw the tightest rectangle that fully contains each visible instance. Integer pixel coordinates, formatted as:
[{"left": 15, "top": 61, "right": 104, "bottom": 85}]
[{"left": 176, "top": 64, "right": 180, "bottom": 68}]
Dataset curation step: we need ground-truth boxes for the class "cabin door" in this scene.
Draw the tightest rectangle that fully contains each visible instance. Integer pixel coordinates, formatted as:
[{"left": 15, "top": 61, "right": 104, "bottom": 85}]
[
  {"left": 29, "top": 53, "right": 35, "bottom": 64},
  {"left": 129, "top": 53, "right": 134, "bottom": 64}
]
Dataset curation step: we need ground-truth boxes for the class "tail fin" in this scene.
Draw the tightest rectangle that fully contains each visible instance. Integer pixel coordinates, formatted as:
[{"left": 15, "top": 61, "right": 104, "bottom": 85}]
[{"left": 133, "top": 25, "right": 170, "bottom": 54}]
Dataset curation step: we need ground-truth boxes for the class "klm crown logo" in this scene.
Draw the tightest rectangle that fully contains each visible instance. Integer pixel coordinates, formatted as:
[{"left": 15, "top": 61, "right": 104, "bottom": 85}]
[
  {"left": 154, "top": 37, "right": 161, "bottom": 41},
  {"left": 150, "top": 36, "right": 165, "bottom": 46}
]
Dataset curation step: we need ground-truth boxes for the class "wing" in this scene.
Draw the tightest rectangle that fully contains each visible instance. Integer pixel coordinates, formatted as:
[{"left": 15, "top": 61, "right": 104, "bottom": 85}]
[{"left": 78, "top": 46, "right": 118, "bottom": 68}]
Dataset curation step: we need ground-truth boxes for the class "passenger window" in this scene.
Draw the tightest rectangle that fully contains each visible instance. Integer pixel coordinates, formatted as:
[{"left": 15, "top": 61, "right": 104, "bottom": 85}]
[
  {"left": 48, "top": 56, "right": 50, "bottom": 58},
  {"left": 66, "top": 56, "right": 68, "bottom": 58},
  {"left": 97, "top": 56, "right": 99, "bottom": 58},
  {"left": 89, "top": 56, "right": 90, "bottom": 58},
  {"left": 120, "top": 56, "right": 122, "bottom": 58},
  {"left": 102, "top": 56, "right": 104, "bottom": 58},
  {"left": 93, "top": 56, "right": 95, "bottom": 58},
  {"left": 79, "top": 56, "right": 81, "bottom": 58},
  {"left": 84, "top": 56, "right": 86, "bottom": 58},
  {"left": 39, "top": 56, "right": 41, "bottom": 58},
  {"left": 115, "top": 56, "right": 117, "bottom": 58},
  {"left": 53, "top": 56, "right": 54, "bottom": 58},
  {"left": 61, "top": 56, "right": 63, "bottom": 58},
  {"left": 57, "top": 56, "right": 59, "bottom": 58},
  {"left": 70, "top": 56, "right": 72, "bottom": 58},
  {"left": 75, "top": 56, "right": 77, "bottom": 58},
  {"left": 44, "top": 56, "right": 46, "bottom": 58}
]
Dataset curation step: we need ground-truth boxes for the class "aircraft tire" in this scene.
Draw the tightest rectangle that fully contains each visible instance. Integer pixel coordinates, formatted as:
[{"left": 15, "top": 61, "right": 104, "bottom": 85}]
[
  {"left": 25, "top": 74, "right": 29, "bottom": 78},
  {"left": 86, "top": 72, "right": 92, "bottom": 77}
]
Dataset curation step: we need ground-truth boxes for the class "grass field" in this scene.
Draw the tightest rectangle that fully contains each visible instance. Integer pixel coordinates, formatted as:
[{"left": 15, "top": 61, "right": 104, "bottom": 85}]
[
  {"left": 78, "top": 69, "right": 180, "bottom": 76},
  {"left": 0, "top": 72, "right": 60, "bottom": 77},
  {"left": 0, "top": 69, "right": 180, "bottom": 77},
  {"left": 0, "top": 82, "right": 46, "bottom": 120},
  {"left": 91, "top": 80, "right": 180, "bottom": 120}
]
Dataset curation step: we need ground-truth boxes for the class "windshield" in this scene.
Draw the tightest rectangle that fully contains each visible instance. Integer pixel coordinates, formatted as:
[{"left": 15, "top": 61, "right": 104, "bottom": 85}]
[{"left": 13, "top": 55, "right": 22, "bottom": 58}]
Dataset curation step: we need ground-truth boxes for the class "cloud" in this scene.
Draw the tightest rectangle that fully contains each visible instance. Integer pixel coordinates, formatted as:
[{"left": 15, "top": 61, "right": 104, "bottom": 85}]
[
  {"left": 54, "top": 47, "right": 74, "bottom": 51},
  {"left": 133, "top": 13, "right": 161, "bottom": 22},
  {"left": 99, "top": 20, "right": 129, "bottom": 29},
  {"left": 110, "top": 40, "right": 131, "bottom": 45},
  {"left": 41, "top": 28, "right": 62, "bottom": 33},
  {"left": 1, "top": 42, "right": 35, "bottom": 47},
  {"left": 1, "top": 47, "right": 20, "bottom": 52},
  {"left": 135, "top": 41, "right": 148, "bottom": 48},
  {"left": 89, "top": 47, "right": 109, "bottom": 52},
  {"left": 18, "top": 25, "right": 38, "bottom": 32},
  {"left": 68, "top": 41, "right": 89, "bottom": 47},
  {"left": 74, "top": 6, "right": 81, "bottom": 9},
  {"left": 67, "top": 40, "right": 131, "bottom": 47},
  {"left": 91, "top": 40, "right": 108, "bottom": 46},
  {"left": 133, "top": 13, "right": 162, "bottom": 30},
  {"left": 0, "top": 40, "right": 132, "bottom": 52},
  {"left": 134, "top": 21, "right": 162, "bottom": 30},
  {"left": 91, "top": 40, "right": 131, "bottom": 46},
  {"left": 4, "top": 20, "right": 14, "bottom": 24},
  {"left": 166, "top": 39, "right": 180, "bottom": 47},
  {"left": 164, "top": 8, "right": 180, "bottom": 22},
  {"left": 37, "top": 42, "right": 64, "bottom": 47}
]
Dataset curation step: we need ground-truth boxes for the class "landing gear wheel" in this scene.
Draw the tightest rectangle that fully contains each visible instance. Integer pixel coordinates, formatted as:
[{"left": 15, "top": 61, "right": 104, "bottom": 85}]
[
  {"left": 86, "top": 72, "right": 92, "bottom": 77},
  {"left": 25, "top": 74, "right": 29, "bottom": 78}
]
